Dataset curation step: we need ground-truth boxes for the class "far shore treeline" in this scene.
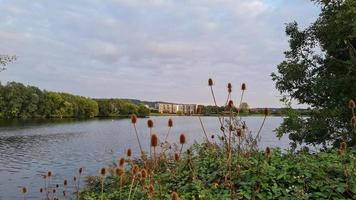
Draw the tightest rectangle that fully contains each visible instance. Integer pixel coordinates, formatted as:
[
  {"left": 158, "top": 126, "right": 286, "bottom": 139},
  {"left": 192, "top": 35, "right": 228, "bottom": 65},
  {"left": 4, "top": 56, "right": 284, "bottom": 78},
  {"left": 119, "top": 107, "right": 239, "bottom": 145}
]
[
  {"left": 0, "top": 81, "right": 150, "bottom": 119},
  {"left": 0, "top": 81, "right": 311, "bottom": 119}
]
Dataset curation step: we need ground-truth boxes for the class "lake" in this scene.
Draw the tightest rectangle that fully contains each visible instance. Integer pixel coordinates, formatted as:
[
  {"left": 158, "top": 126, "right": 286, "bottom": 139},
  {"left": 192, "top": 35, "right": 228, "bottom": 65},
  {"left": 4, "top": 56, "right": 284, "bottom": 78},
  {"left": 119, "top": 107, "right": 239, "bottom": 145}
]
[{"left": 0, "top": 116, "right": 287, "bottom": 199}]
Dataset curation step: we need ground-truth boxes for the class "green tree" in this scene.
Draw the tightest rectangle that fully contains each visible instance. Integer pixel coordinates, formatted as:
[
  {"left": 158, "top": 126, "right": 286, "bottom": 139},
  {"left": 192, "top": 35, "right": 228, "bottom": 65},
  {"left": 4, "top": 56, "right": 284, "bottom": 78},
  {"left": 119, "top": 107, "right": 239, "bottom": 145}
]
[
  {"left": 271, "top": 0, "right": 356, "bottom": 148},
  {"left": 137, "top": 104, "right": 150, "bottom": 117},
  {"left": 240, "top": 102, "right": 249, "bottom": 114}
]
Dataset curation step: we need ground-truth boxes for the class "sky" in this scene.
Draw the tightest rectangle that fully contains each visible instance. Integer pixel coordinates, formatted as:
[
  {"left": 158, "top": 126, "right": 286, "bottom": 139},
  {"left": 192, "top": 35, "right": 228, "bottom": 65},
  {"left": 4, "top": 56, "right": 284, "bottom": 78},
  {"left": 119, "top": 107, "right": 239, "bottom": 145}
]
[{"left": 0, "top": 0, "right": 320, "bottom": 107}]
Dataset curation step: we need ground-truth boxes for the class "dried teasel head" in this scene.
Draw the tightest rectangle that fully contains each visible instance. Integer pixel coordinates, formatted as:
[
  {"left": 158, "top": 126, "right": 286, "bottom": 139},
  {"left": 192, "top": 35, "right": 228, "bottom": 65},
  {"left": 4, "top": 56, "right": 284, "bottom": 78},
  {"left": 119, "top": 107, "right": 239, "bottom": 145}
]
[
  {"left": 132, "top": 165, "right": 139, "bottom": 174},
  {"left": 352, "top": 116, "right": 356, "bottom": 126},
  {"left": 208, "top": 78, "right": 213, "bottom": 86},
  {"left": 336, "top": 149, "right": 342, "bottom": 156},
  {"left": 141, "top": 168, "right": 147, "bottom": 179},
  {"left": 174, "top": 153, "right": 180, "bottom": 162},
  {"left": 63, "top": 179, "right": 68, "bottom": 186},
  {"left": 21, "top": 187, "right": 27, "bottom": 194},
  {"left": 179, "top": 134, "right": 186, "bottom": 144},
  {"left": 127, "top": 148, "right": 132, "bottom": 157},
  {"left": 119, "top": 157, "right": 125, "bottom": 167},
  {"left": 149, "top": 184, "right": 154, "bottom": 194},
  {"left": 236, "top": 128, "right": 243, "bottom": 137},
  {"left": 40, "top": 188, "right": 43, "bottom": 193},
  {"left": 228, "top": 100, "right": 234, "bottom": 109},
  {"left": 340, "top": 142, "right": 347, "bottom": 151},
  {"left": 241, "top": 83, "right": 246, "bottom": 91},
  {"left": 349, "top": 99, "right": 355, "bottom": 109},
  {"left": 100, "top": 167, "right": 107, "bottom": 177},
  {"left": 227, "top": 83, "right": 232, "bottom": 93},
  {"left": 187, "top": 149, "right": 192, "bottom": 156},
  {"left": 211, "top": 135, "right": 215, "bottom": 139},
  {"left": 47, "top": 171, "right": 52, "bottom": 178},
  {"left": 172, "top": 192, "right": 180, "bottom": 200},
  {"left": 63, "top": 191, "right": 67, "bottom": 197},
  {"left": 136, "top": 171, "right": 142, "bottom": 179},
  {"left": 79, "top": 167, "right": 83, "bottom": 174},
  {"left": 229, "top": 125, "right": 234, "bottom": 132},
  {"left": 115, "top": 167, "right": 124, "bottom": 177},
  {"left": 264, "top": 108, "right": 269, "bottom": 116},
  {"left": 265, "top": 147, "right": 272, "bottom": 157},
  {"left": 151, "top": 134, "right": 158, "bottom": 147},
  {"left": 131, "top": 114, "right": 137, "bottom": 124},
  {"left": 56, "top": 184, "right": 59, "bottom": 188},
  {"left": 52, "top": 188, "right": 56, "bottom": 193},
  {"left": 147, "top": 119, "right": 154, "bottom": 128},
  {"left": 168, "top": 118, "right": 173, "bottom": 127},
  {"left": 73, "top": 176, "right": 77, "bottom": 182}
]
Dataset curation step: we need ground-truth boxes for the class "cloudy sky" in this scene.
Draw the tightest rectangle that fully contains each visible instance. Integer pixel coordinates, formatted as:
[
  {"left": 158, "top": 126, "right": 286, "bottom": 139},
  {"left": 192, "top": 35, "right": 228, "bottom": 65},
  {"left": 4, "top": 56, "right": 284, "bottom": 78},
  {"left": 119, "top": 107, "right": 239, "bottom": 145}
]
[{"left": 0, "top": 0, "right": 320, "bottom": 107}]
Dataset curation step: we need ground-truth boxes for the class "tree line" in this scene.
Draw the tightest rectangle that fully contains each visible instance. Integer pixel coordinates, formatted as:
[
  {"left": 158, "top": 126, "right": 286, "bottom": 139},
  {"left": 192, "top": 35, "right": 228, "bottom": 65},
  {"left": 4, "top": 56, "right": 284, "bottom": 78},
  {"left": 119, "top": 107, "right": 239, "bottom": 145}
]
[{"left": 0, "top": 82, "right": 150, "bottom": 119}]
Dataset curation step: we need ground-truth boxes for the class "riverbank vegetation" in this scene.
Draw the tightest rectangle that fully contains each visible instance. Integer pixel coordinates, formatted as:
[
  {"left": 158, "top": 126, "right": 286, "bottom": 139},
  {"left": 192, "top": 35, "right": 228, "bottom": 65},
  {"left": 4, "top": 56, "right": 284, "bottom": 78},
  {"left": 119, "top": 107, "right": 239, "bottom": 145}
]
[
  {"left": 0, "top": 82, "right": 150, "bottom": 119},
  {"left": 20, "top": 77, "right": 355, "bottom": 200},
  {"left": 81, "top": 143, "right": 355, "bottom": 200}
]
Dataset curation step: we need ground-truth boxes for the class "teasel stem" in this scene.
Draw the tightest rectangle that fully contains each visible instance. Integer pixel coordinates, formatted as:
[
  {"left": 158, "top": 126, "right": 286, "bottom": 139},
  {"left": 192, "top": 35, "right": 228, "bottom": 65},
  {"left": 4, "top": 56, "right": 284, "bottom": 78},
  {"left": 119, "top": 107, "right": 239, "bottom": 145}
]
[
  {"left": 198, "top": 116, "right": 209, "bottom": 142},
  {"left": 99, "top": 168, "right": 107, "bottom": 200},
  {"left": 100, "top": 177, "right": 105, "bottom": 200},
  {"left": 238, "top": 133, "right": 241, "bottom": 155},
  {"left": 149, "top": 128, "right": 152, "bottom": 158},
  {"left": 76, "top": 167, "right": 83, "bottom": 200},
  {"left": 63, "top": 179, "right": 68, "bottom": 200},
  {"left": 208, "top": 79, "right": 227, "bottom": 139},
  {"left": 164, "top": 118, "right": 174, "bottom": 142},
  {"left": 255, "top": 108, "right": 268, "bottom": 140},
  {"left": 114, "top": 167, "right": 124, "bottom": 200},
  {"left": 128, "top": 174, "right": 136, "bottom": 200},
  {"left": 237, "top": 89, "right": 245, "bottom": 117},
  {"left": 119, "top": 175, "right": 123, "bottom": 200},
  {"left": 131, "top": 178, "right": 141, "bottom": 199},
  {"left": 21, "top": 187, "right": 27, "bottom": 200},
  {"left": 164, "top": 127, "right": 172, "bottom": 142},
  {"left": 42, "top": 175, "right": 47, "bottom": 200},
  {"left": 46, "top": 171, "right": 52, "bottom": 200},
  {"left": 187, "top": 149, "right": 196, "bottom": 180},
  {"left": 132, "top": 123, "right": 143, "bottom": 154}
]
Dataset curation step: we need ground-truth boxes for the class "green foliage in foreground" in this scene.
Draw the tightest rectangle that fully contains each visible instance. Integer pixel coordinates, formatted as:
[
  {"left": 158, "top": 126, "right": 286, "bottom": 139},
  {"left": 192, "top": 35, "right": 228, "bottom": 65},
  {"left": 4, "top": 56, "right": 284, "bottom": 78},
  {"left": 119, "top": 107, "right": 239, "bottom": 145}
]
[
  {"left": 0, "top": 82, "right": 150, "bottom": 119},
  {"left": 82, "top": 143, "right": 356, "bottom": 200}
]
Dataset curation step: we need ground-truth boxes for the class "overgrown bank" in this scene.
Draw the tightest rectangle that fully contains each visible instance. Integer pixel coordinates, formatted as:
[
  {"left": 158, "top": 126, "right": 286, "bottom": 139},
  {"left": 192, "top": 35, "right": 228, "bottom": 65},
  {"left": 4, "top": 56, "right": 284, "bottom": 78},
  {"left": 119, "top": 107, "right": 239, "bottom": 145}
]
[{"left": 82, "top": 143, "right": 356, "bottom": 200}]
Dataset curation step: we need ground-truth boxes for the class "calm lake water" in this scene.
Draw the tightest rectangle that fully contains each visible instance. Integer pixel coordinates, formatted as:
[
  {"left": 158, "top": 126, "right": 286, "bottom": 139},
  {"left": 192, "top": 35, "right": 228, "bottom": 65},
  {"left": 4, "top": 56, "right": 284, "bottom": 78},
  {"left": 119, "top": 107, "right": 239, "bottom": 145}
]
[{"left": 0, "top": 116, "right": 287, "bottom": 199}]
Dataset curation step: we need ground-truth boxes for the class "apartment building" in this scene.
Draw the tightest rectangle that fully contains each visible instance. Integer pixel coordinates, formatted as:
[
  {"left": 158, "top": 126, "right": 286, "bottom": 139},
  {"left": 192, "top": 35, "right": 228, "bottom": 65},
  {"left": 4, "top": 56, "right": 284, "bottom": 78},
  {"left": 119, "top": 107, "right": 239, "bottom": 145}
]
[{"left": 157, "top": 103, "right": 197, "bottom": 114}]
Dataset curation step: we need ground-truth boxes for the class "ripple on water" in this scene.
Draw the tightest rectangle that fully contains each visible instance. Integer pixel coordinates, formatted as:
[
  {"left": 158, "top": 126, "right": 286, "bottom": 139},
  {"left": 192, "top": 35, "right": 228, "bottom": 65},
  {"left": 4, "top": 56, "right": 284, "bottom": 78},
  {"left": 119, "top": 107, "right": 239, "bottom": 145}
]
[{"left": 0, "top": 116, "right": 286, "bottom": 199}]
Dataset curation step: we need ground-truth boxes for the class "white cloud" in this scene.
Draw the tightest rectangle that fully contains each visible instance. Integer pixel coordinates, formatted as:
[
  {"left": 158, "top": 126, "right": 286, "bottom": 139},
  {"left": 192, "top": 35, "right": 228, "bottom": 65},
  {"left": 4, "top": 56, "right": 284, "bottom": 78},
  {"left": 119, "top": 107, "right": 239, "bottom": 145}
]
[{"left": 0, "top": 0, "right": 320, "bottom": 107}]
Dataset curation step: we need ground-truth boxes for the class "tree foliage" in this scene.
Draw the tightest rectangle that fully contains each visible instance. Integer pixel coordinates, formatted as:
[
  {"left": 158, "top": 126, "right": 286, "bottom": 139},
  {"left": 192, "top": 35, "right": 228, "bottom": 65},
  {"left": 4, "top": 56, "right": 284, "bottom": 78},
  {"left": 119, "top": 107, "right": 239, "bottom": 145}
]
[
  {"left": 0, "top": 82, "right": 149, "bottom": 119},
  {"left": 271, "top": 0, "right": 356, "bottom": 148},
  {"left": 95, "top": 99, "right": 150, "bottom": 117}
]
